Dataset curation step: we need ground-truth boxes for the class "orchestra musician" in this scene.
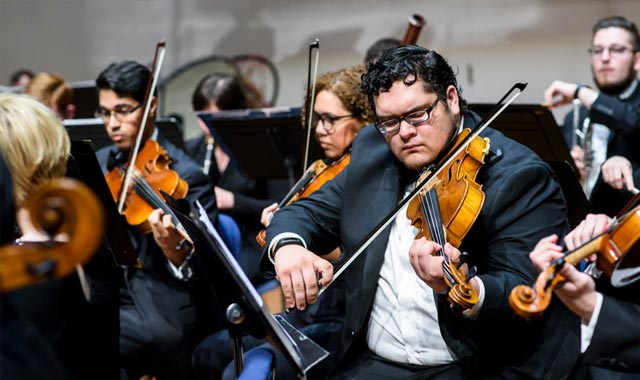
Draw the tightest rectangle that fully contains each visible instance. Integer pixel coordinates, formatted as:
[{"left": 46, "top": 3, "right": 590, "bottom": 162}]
[
  {"left": 528, "top": 212, "right": 640, "bottom": 376},
  {"left": 543, "top": 16, "right": 640, "bottom": 215},
  {"left": 93, "top": 60, "right": 226, "bottom": 379},
  {"left": 262, "top": 45, "right": 581, "bottom": 379},
  {"left": 186, "top": 72, "right": 276, "bottom": 285},
  {"left": 192, "top": 64, "right": 372, "bottom": 380},
  {"left": 0, "top": 93, "right": 120, "bottom": 379}
]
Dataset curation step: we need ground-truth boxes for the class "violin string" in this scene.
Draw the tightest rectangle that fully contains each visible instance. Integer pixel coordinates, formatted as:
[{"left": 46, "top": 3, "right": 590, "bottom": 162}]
[{"left": 420, "top": 189, "right": 456, "bottom": 284}]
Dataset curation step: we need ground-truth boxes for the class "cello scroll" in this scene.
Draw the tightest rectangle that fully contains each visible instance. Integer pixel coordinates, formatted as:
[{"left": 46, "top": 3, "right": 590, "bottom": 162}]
[{"left": 0, "top": 178, "right": 105, "bottom": 291}]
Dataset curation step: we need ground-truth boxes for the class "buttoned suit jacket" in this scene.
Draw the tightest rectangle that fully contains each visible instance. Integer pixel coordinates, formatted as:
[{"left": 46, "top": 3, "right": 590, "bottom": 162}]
[{"left": 264, "top": 111, "right": 581, "bottom": 379}]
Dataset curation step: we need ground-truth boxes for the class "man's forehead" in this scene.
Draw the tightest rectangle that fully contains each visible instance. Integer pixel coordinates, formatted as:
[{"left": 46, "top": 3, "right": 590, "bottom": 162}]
[
  {"left": 593, "top": 27, "right": 634, "bottom": 45},
  {"left": 98, "top": 90, "right": 137, "bottom": 107}
]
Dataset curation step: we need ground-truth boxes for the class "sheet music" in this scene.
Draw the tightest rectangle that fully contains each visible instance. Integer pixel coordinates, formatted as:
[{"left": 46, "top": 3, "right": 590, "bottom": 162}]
[{"left": 195, "top": 201, "right": 263, "bottom": 304}]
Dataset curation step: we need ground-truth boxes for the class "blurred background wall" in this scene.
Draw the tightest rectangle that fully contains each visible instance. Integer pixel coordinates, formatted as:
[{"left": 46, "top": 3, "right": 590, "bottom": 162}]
[{"left": 2, "top": 0, "right": 639, "bottom": 138}]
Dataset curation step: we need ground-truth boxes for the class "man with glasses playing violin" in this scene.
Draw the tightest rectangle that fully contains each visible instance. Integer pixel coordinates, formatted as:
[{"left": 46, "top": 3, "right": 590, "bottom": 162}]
[
  {"left": 261, "top": 45, "right": 581, "bottom": 379},
  {"left": 94, "top": 60, "right": 226, "bottom": 379},
  {"left": 544, "top": 16, "right": 640, "bottom": 216}
]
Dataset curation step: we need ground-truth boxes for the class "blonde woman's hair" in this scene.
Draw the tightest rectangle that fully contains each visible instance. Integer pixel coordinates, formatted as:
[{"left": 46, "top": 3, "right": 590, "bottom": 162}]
[{"left": 0, "top": 93, "right": 70, "bottom": 206}]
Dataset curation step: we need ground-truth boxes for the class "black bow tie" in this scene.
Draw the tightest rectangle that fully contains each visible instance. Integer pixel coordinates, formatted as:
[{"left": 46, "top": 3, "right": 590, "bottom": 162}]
[{"left": 107, "top": 149, "right": 128, "bottom": 172}]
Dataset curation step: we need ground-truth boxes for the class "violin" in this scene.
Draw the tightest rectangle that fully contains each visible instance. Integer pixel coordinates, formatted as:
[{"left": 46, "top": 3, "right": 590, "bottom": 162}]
[
  {"left": 406, "top": 128, "right": 490, "bottom": 309},
  {"left": 0, "top": 178, "right": 104, "bottom": 291},
  {"left": 255, "top": 153, "right": 350, "bottom": 247},
  {"left": 509, "top": 203, "right": 640, "bottom": 319},
  {"left": 105, "top": 139, "right": 189, "bottom": 234}
]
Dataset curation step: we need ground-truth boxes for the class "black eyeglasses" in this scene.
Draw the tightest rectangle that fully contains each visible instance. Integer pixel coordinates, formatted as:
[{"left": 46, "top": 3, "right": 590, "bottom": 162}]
[
  {"left": 311, "top": 112, "right": 354, "bottom": 133},
  {"left": 375, "top": 97, "right": 440, "bottom": 135},
  {"left": 588, "top": 45, "right": 637, "bottom": 57},
  {"left": 95, "top": 103, "right": 142, "bottom": 122}
]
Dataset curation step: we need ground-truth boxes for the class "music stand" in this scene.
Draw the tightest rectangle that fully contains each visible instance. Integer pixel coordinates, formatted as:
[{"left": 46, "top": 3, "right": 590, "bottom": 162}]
[
  {"left": 469, "top": 103, "right": 591, "bottom": 227},
  {"left": 197, "top": 107, "right": 324, "bottom": 185},
  {"left": 66, "top": 140, "right": 140, "bottom": 267},
  {"left": 63, "top": 117, "right": 185, "bottom": 151},
  {"left": 71, "top": 80, "right": 99, "bottom": 119},
  {"left": 166, "top": 196, "right": 328, "bottom": 380}
]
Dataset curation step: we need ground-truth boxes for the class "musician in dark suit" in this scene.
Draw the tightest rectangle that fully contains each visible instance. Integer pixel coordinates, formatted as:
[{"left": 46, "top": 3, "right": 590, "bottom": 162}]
[
  {"left": 529, "top": 212, "right": 640, "bottom": 377},
  {"left": 262, "top": 45, "right": 580, "bottom": 379},
  {"left": 544, "top": 16, "right": 640, "bottom": 214},
  {"left": 94, "top": 60, "right": 226, "bottom": 379}
]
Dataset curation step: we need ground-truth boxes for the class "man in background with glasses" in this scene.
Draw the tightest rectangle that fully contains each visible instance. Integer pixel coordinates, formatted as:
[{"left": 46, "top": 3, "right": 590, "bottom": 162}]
[
  {"left": 262, "top": 45, "right": 580, "bottom": 379},
  {"left": 544, "top": 16, "right": 640, "bottom": 216},
  {"left": 93, "top": 60, "right": 227, "bottom": 379}
]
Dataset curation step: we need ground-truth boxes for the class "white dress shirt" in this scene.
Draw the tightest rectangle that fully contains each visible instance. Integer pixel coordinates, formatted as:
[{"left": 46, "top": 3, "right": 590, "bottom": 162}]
[{"left": 367, "top": 200, "right": 456, "bottom": 365}]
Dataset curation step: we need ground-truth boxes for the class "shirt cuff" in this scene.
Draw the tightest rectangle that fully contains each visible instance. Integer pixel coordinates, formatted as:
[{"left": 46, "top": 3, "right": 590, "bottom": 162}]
[
  {"left": 167, "top": 256, "right": 194, "bottom": 280},
  {"left": 580, "top": 291, "right": 603, "bottom": 353},
  {"left": 462, "top": 276, "right": 485, "bottom": 318},
  {"left": 268, "top": 232, "right": 307, "bottom": 264}
]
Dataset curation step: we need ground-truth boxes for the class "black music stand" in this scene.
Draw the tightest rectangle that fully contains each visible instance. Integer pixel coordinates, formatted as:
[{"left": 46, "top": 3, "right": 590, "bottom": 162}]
[
  {"left": 63, "top": 117, "right": 185, "bottom": 151},
  {"left": 165, "top": 195, "right": 328, "bottom": 380},
  {"left": 197, "top": 107, "right": 324, "bottom": 186},
  {"left": 71, "top": 80, "right": 99, "bottom": 119},
  {"left": 66, "top": 140, "right": 140, "bottom": 267},
  {"left": 469, "top": 103, "right": 591, "bottom": 227}
]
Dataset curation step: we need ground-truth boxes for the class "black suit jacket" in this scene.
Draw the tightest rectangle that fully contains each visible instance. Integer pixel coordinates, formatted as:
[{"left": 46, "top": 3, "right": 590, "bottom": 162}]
[
  {"left": 263, "top": 112, "right": 580, "bottom": 379},
  {"left": 573, "top": 277, "right": 640, "bottom": 375},
  {"left": 96, "top": 131, "right": 225, "bottom": 378}
]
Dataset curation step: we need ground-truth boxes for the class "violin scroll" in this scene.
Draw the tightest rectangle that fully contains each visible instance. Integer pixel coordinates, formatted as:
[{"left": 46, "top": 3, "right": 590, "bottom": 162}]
[{"left": 0, "top": 178, "right": 105, "bottom": 291}]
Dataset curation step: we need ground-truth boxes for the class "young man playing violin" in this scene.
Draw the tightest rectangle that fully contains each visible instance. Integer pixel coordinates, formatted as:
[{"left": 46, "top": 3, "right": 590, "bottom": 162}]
[
  {"left": 262, "top": 45, "right": 580, "bottom": 379},
  {"left": 529, "top": 210, "right": 640, "bottom": 376},
  {"left": 94, "top": 60, "right": 226, "bottom": 379}
]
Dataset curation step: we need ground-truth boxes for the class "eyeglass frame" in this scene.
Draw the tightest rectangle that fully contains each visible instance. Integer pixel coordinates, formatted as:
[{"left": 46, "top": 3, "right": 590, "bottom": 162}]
[
  {"left": 588, "top": 44, "right": 638, "bottom": 58},
  {"left": 374, "top": 96, "right": 442, "bottom": 135},
  {"left": 311, "top": 112, "right": 355, "bottom": 133},
  {"left": 95, "top": 103, "right": 142, "bottom": 122}
]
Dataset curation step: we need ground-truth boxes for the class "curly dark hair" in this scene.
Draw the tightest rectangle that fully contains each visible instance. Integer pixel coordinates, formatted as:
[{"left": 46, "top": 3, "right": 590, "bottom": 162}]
[{"left": 361, "top": 45, "right": 467, "bottom": 119}]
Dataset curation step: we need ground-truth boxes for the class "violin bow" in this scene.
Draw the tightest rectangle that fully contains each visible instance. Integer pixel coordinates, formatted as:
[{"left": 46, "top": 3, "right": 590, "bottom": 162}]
[
  {"left": 118, "top": 41, "right": 166, "bottom": 213},
  {"left": 318, "top": 82, "right": 528, "bottom": 297},
  {"left": 302, "top": 39, "right": 320, "bottom": 175}
]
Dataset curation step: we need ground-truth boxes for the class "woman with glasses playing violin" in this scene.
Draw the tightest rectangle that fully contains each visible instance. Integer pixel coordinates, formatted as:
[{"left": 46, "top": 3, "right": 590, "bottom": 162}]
[
  {"left": 543, "top": 16, "right": 640, "bottom": 216},
  {"left": 260, "top": 64, "right": 373, "bottom": 229},
  {"left": 93, "top": 60, "right": 227, "bottom": 380}
]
